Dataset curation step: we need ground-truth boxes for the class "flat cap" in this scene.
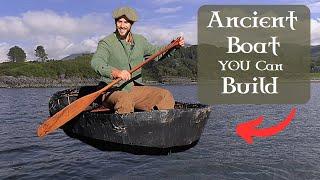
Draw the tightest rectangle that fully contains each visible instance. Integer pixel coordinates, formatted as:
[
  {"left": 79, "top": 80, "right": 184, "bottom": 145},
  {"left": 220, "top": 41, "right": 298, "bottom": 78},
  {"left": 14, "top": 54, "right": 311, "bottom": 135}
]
[{"left": 112, "top": 7, "right": 138, "bottom": 22}]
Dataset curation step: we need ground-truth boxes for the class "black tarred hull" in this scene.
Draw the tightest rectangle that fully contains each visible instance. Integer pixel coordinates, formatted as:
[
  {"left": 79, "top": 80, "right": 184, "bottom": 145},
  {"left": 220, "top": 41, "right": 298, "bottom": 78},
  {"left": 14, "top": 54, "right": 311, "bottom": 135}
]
[{"left": 49, "top": 88, "right": 211, "bottom": 152}]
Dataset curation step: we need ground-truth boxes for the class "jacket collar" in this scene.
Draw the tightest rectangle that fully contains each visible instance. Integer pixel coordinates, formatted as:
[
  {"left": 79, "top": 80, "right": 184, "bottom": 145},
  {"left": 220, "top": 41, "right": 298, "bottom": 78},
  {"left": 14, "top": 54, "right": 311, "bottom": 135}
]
[{"left": 114, "top": 31, "right": 135, "bottom": 45}]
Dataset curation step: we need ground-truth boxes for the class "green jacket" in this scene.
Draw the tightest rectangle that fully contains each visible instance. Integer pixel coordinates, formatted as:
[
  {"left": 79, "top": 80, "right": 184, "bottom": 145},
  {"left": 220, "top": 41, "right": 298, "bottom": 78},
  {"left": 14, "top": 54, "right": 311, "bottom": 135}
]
[{"left": 91, "top": 32, "right": 172, "bottom": 91}]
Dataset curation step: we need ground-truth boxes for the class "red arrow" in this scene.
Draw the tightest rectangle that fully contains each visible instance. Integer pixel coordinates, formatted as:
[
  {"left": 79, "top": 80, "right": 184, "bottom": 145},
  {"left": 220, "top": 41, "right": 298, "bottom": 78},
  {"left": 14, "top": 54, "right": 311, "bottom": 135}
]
[{"left": 236, "top": 107, "right": 296, "bottom": 144}]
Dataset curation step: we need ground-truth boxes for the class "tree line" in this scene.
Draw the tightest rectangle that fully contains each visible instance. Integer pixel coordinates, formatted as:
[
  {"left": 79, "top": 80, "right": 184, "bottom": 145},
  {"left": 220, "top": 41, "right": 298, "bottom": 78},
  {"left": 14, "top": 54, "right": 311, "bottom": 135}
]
[{"left": 7, "top": 45, "right": 48, "bottom": 62}]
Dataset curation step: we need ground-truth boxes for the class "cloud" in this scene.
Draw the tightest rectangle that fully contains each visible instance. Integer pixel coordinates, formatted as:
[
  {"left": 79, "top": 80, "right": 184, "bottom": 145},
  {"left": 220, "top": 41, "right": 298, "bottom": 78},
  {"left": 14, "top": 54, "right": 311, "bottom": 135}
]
[
  {"left": 155, "top": 6, "right": 182, "bottom": 14},
  {"left": 0, "top": 9, "right": 197, "bottom": 62},
  {"left": 22, "top": 10, "right": 108, "bottom": 36},
  {"left": 0, "top": 10, "right": 110, "bottom": 40},
  {"left": 32, "top": 35, "right": 106, "bottom": 60},
  {"left": 308, "top": 2, "right": 320, "bottom": 13},
  {"left": 311, "top": 18, "right": 320, "bottom": 45},
  {"left": 275, "top": 0, "right": 320, "bottom": 14},
  {"left": 152, "top": 0, "right": 182, "bottom": 5},
  {"left": 1, "top": 8, "right": 320, "bottom": 63},
  {"left": 0, "top": 16, "right": 30, "bottom": 39},
  {"left": 0, "top": 10, "right": 113, "bottom": 61},
  {"left": 0, "top": 43, "right": 11, "bottom": 63},
  {"left": 136, "top": 20, "right": 197, "bottom": 45}
]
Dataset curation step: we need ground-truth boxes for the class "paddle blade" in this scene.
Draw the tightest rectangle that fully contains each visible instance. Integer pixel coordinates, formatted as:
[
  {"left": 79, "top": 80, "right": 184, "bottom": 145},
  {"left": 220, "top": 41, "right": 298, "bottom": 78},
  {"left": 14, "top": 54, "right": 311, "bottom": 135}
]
[{"left": 37, "top": 91, "right": 100, "bottom": 137}]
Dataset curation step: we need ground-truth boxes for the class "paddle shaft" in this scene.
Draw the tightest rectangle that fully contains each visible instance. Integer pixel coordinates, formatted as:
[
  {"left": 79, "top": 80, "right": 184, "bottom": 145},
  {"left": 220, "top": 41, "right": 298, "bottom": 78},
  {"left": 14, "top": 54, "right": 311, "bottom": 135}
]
[{"left": 37, "top": 38, "right": 180, "bottom": 137}]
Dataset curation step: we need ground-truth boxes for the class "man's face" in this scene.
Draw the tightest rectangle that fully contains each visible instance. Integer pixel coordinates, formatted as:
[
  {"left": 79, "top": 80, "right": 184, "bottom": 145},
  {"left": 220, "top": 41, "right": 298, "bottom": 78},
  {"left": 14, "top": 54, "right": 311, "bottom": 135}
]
[{"left": 116, "top": 17, "right": 132, "bottom": 38}]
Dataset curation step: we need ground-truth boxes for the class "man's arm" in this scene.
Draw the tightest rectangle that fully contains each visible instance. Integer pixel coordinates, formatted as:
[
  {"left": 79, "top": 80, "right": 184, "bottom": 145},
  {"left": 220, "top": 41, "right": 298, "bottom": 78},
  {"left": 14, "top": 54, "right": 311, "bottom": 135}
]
[
  {"left": 91, "top": 41, "right": 131, "bottom": 81},
  {"left": 91, "top": 41, "right": 114, "bottom": 79},
  {"left": 143, "top": 36, "right": 184, "bottom": 61}
]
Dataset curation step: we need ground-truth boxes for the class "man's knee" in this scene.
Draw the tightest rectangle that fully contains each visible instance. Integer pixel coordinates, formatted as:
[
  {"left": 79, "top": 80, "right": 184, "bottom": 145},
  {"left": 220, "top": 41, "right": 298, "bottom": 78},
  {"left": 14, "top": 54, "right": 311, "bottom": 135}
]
[
  {"left": 161, "top": 89, "right": 174, "bottom": 100},
  {"left": 103, "top": 92, "right": 134, "bottom": 114},
  {"left": 156, "top": 89, "right": 175, "bottom": 110},
  {"left": 114, "top": 96, "right": 134, "bottom": 114}
]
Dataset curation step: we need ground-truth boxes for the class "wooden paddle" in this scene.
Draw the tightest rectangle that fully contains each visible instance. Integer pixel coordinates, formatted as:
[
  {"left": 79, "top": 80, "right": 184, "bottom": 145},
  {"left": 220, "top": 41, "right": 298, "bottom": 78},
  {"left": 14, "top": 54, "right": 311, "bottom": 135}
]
[{"left": 37, "top": 38, "right": 181, "bottom": 138}]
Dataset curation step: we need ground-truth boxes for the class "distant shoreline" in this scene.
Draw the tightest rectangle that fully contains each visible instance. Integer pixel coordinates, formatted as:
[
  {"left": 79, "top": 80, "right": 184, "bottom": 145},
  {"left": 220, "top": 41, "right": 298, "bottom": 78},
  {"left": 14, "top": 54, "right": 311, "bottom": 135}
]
[
  {"left": 1, "top": 75, "right": 319, "bottom": 88},
  {"left": 0, "top": 76, "right": 99, "bottom": 88},
  {"left": 0, "top": 76, "right": 196, "bottom": 88}
]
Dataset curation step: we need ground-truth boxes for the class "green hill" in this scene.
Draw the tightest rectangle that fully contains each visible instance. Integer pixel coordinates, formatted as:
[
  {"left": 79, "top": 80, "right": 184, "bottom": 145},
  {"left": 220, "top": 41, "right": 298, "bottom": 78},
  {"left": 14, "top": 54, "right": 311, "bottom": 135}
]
[
  {"left": 0, "top": 46, "right": 198, "bottom": 82},
  {"left": 142, "top": 45, "right": 197, "bottom": 81},
  {"left": 1, "top": 44, "right": 320, "bottom": 82},
  {"left": 312, "top": 45, "right": 320, "bottom": 61},
  {"left": 0, "top": 55, "right": 98, "bottom": 79}
]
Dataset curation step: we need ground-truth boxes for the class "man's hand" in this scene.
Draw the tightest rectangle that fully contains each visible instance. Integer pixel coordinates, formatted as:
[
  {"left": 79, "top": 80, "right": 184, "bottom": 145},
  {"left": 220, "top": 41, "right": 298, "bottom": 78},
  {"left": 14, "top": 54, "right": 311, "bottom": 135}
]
[
  {"left": 111, "top": 69, "right": 131, "bottom": 81},
  {"left": 176, "top": 36, "right": 185, "bottom": 47}
]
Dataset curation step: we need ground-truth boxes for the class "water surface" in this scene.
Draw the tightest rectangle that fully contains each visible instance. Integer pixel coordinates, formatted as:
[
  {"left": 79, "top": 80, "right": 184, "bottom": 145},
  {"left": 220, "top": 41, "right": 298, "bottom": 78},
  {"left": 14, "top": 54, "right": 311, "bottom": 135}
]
[{"left": 0, "top": 84, "right": 319, "bottom": 179}]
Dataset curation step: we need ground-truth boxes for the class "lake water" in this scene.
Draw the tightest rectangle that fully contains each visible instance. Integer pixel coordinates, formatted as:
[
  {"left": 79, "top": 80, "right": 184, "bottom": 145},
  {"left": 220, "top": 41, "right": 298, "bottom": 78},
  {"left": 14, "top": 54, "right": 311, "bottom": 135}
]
[{"left": 0, "top": 84, "right": 319, "bottom": 179}]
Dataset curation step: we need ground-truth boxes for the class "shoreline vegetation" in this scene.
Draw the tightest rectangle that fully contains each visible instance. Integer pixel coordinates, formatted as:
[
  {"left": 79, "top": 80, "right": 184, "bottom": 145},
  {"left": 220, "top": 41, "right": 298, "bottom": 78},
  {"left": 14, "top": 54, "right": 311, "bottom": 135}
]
[
  {"left": 0, "top": 75, "right": 197, "bottom": 88},
  {"left": 0, "top": 46, "right": 198, "bottom": 88},
  {"left": 1, "top": 75, "right": 319, "bottom": 88},
  {"left": 1, "top": 44, "right": 320, "bottom": 88}
]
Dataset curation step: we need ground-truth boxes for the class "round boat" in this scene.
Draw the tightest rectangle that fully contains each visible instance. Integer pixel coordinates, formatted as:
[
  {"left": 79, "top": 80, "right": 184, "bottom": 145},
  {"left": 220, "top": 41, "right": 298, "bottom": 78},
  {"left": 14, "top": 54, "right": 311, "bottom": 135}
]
[{"left": 49, "top": 86, "right": 211, "bottom": 153}]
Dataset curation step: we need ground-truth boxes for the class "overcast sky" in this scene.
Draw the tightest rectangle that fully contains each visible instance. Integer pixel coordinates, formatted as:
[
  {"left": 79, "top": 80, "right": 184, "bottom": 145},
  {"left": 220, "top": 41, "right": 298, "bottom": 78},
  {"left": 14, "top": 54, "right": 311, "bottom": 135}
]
[{"left": 0, "top": 0, "right": 319, "bottom": 62}]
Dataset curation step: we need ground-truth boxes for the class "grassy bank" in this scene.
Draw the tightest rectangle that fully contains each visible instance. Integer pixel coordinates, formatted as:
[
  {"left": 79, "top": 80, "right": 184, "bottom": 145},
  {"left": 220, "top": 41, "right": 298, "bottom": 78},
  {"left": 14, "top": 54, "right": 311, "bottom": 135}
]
[
  {"left": 0, "top": 47, "right": 198, "bottom": 82},
  {"left": 0, "top": 55, "right": 99, "bottom": 79},
  {"left": 311, "top": 73, "right": 320, "bottom": 79},
  {"left": 2, "top": 49, "right": 319, "bottom": 83}
]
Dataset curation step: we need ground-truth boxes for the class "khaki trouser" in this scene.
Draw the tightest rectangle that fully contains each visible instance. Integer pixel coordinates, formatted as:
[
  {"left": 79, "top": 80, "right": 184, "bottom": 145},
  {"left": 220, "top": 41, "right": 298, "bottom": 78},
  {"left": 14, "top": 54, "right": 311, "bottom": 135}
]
[{"left": 102, "top": 86, "right": 175, "bottom": 114}]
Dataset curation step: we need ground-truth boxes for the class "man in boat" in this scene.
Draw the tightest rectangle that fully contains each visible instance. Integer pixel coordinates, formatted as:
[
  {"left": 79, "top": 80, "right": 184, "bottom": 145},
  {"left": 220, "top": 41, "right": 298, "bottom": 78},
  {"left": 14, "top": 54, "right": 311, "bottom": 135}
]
[{"left": 91, "top": 7, "right": 185, "bottom": 114}]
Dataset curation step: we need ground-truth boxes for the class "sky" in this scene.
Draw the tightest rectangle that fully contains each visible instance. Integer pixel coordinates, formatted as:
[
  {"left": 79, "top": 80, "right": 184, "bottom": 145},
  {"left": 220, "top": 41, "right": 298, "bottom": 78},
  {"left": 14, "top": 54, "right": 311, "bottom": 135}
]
[{"left": 0, "top": 0, "right": 319, "bottom": 62}]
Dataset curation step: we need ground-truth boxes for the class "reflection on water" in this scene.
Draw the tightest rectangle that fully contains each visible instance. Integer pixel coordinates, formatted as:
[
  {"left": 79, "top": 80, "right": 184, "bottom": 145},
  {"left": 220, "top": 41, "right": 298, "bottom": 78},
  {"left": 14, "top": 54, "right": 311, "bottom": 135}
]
[
  {"left": 64, "top": 129, "right": 199, "bottom": 155},
  {"left": 0, "top": 85, "right": 320, "bottom": 179}
]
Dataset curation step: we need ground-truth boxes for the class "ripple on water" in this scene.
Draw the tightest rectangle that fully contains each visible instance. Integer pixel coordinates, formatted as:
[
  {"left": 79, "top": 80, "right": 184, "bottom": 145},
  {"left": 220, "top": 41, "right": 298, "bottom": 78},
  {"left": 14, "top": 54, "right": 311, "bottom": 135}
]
[{"left": 1, "top": 86, "right": 320, "bottom": 179}]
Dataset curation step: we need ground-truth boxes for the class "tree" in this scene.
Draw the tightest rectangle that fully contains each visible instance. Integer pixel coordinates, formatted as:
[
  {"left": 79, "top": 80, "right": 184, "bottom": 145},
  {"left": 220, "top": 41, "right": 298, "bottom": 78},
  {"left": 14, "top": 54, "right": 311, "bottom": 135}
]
[
  {"left": 35, "top": 45, "right": 48, "bottom": 62},
  {"left": 7, "top": 46, "right": 26, "bottom": 62}
]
